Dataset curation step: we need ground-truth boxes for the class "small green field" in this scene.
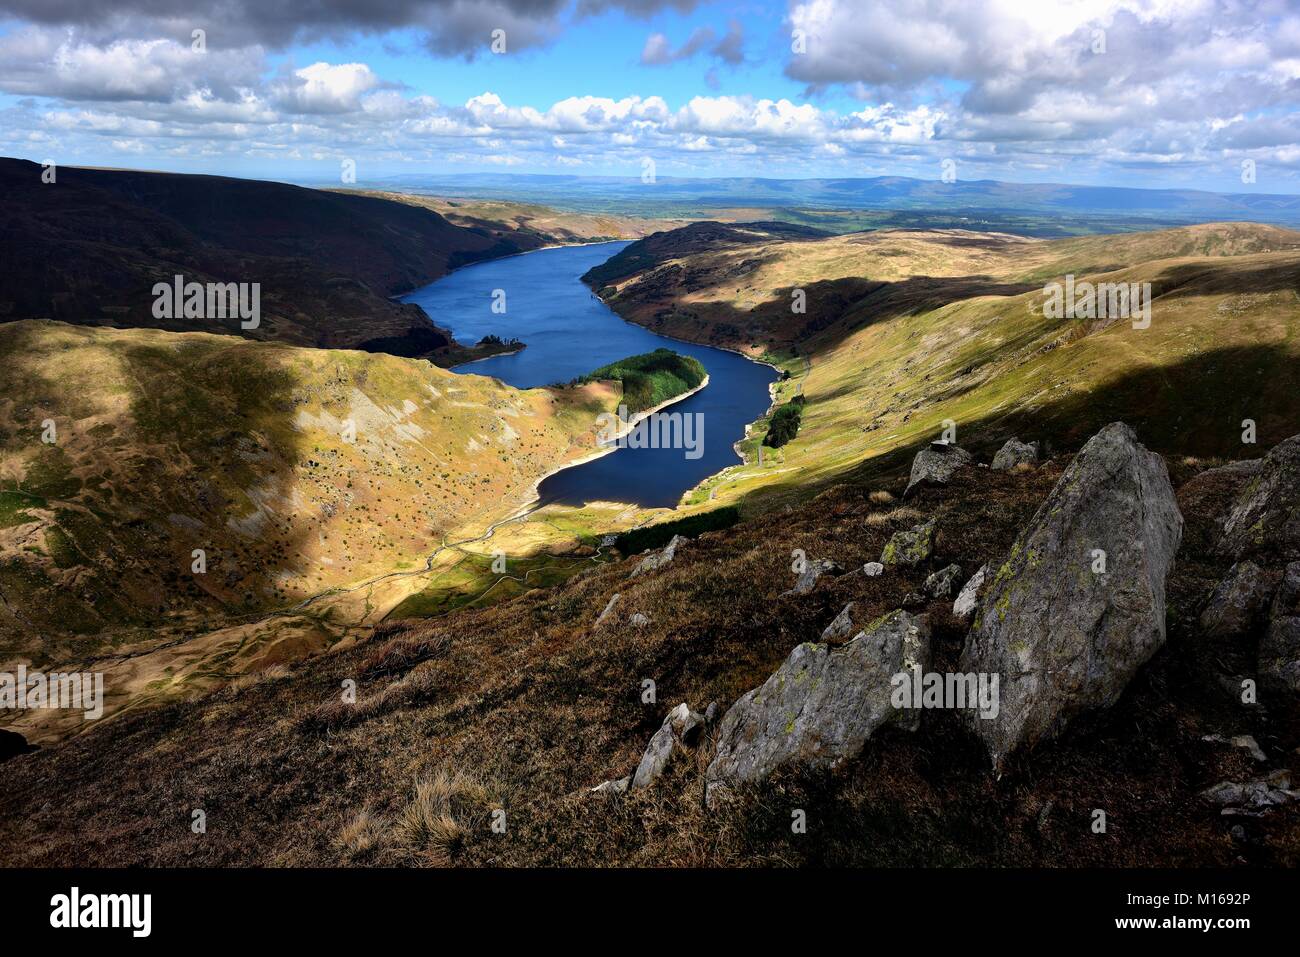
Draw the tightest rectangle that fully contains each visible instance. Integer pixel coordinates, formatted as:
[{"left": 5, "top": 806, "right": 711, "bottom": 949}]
[{"left": 575, "top": 348, "right": 706, "bottom": 413}]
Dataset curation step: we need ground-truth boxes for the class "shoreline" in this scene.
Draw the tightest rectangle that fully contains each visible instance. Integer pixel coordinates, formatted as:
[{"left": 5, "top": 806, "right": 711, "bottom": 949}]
[{"left": 506, "top": 373, "right": 711, "bottom": 519}]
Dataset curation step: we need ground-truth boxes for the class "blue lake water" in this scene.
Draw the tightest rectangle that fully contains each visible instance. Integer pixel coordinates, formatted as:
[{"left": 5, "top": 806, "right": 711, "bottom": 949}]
[{"left": 401, "top": 241, "right": 777, "bottom": 508}]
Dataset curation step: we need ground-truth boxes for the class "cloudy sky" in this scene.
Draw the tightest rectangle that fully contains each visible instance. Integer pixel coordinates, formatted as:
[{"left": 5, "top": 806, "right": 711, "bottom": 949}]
[{"left": 1, "top": 0, "right": 1298, "bottom": 190}]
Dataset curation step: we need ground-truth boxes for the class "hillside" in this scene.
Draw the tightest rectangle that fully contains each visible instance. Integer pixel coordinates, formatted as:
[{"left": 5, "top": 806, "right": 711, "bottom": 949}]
[
  {"left": 378, "top": 172, "right": 1300, "bottom": 228},
  {"left": 583, "top": 221, "right": 1300, "bottom": 508},
  {"left": 2, "top": 426, "right": 1296, "bottom": 866},
  {"left": 0, "top": 158, "right": 555, "bottom": 361},
  {"left": 352, "top": 191, "right": 694, "bottom": 244},
  {"left": 0, "top": 319, "right": 620, "bottom": 736}
]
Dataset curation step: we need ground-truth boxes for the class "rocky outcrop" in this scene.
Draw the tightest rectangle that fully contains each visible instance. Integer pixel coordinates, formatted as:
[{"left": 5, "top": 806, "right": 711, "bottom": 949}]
[
  {"left": 953, "top": 564, "right": 987, "bottom": 621},
  {"left": 1199, "top": 561, "right": 1276, "bottom": 638},
  {"left": 904, "top": 443, "right": 973, "bottom": 497},
  {"left": 783, "top": 558, "right": 843, "bottom": 596},
  {"left": 631, "top": 535, "right": 688, "bottom": 577},
  {"left": 631, "top": 702, "right": 707, "bottom": 791},
  {"left": 705, "top": 610, "right": 930, "bottom": 807},
  {"left": 820, "top": 603, "right": 859, "bottom": 642},
  {"left": 880, "top": 519, "right": 936, "bottom": 566},
  {"left": 991, "top": 438, "right": 1039, "bottom": 471},
  {"left": 1200, "top": 770, "right": 1296, "bottom": 814},
  {"left": 595, "top": 593, "right": 620, "bottom": 626},
  {"left": 590, "top": 776, "right": 629, "bottom": 795},
  {"left": 924, "top": 564, "right": 963, "bottom": 599},
  {"left": 959, "top": 422, "right": 1183, "bottom": 771},
  {"left": 1261, "top": 561, "right": 1300, "bottom": 694},
  {"left": 1218, "top": 434, "right": 1300, "bottom": 561}
]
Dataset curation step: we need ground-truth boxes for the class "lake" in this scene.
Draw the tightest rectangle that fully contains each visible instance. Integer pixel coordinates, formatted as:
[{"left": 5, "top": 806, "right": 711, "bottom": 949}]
[{"left": 401, "top": 241, "right": 777, "bottom": 508}]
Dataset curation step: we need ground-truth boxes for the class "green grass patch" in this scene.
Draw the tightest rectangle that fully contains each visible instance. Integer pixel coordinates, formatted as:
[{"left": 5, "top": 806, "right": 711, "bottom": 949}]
[
  {"left": 0, "top": 490, "right": 46, "bottom": 527},
  {"left": 574, "top": 348, "right": 706, "bottom": 414}
]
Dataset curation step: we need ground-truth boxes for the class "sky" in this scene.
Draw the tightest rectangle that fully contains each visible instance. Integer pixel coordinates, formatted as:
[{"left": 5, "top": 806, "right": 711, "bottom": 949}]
[{"left": 1, "top": 0, "right": 1299, "bottom": 192}]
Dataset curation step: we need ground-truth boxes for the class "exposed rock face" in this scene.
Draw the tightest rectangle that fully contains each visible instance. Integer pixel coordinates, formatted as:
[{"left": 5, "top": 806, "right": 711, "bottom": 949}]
[
  {"left": 1218, "top": 434, "right": 1300, "bottom": 561},
  {"left": 820, "top": 603, "right": 859, "bottom": 642},
  {"left": 705, "top": 610, "right": 931, "bottom": 807},
  {"left": 1261, "top": 562, "right": 1300, "bottom": 693},
  {"left": 631, "top": 702, "right": 706, "bottom": 791},
  {"left": 784, "top": 558, "right": 843, "bottom": 596},
  {"left": 959, "top": 422, "right": 1183, "bottom": 771},
  {"left": 631, "top": 535, "right": 688, "bottom": 577},
  {"left": 595, "top": 593, "right": 620, "bottom": 626},
  {"left": 953, "top": 564, "right": 988, "bottom": 621},
  {"left": 1200, "top": 771, "right": 1295, "bottom": 812},
  {"left": 924, "top": 564, "right": 963, "bottom": 599},
  {"left": 992, "top": 438, "right": 1040, "bottom": 471},
  {"left": 1199, "top": 561, "right": 1275, "bottom": 638},
  {"left": 904, "top": 443, "right": 973, "bottom": 497},
  {"left": 590, "top": 777, "right": 629, "bottom": 795},
  {"left": 880, "top": 519, "right": 936, "bottom": 566}
]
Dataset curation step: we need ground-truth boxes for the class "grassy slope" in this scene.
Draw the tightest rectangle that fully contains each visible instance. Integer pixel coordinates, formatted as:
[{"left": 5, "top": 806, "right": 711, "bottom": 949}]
[
  {"left": 352, "top": 191, "right": 694, "bottom": 243},
  {"left": 2, "top": 451, "right": 1294, "bottom": 866},
  {"left": 589, "top": 222, "right": 1300, "bottom": 510},
  {"left": 3, "top": 221, "right": 1299, "bottom": 865},
  {"left": 0, "top": 320, "right": 616, "bottom": 698}
]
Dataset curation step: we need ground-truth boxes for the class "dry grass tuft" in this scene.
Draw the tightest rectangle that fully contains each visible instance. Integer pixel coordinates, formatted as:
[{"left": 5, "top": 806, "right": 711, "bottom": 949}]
[
  {"left": 868, "top": 490, "right": 895, "bottom": 504},
  {"left": 225, "top": 664, "right": 289, "bottom": 695},
  {"left": 393, "top": 770, "right": 495, "bottom": 865},
  {"left": 865, "top": 505, "right": 923, "bottom": 526},
  {"left": 361, "top": 632, "right": 452, "bottom": 679},
  {"left": 336, "top": 809, "right": 386, "bottom": 858}
]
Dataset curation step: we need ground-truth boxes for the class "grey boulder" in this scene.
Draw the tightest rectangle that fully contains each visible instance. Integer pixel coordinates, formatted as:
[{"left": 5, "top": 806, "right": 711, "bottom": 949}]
[
  {"left": 952, "top": 564, "right": 988, "bottom": 621},
  {"left": 631, "top": 535, "right": 688, "bottom": 577},
  {"left": 959, "top": 422, "right": 1183, "bottom": 771},
  {"left": 992, "top": 438, "right": 1040, "bottom": 471},
  {"left": 783, "top": 558, "right": 843, "bottom": 596},
  {"left": 904, "top": 443, "right": 973, "bottom": 497},
  {"left": 1199, "top": 561, "right": 1275, "bottom": 638},
  {"left": 924, "top": 563, "right": 963, "bottom": 599},
  {"left": 631, "top": 702, "right": 707, "bottom": 791},
  {"left": 1218, "top": 434, "right": 1300, "bottom": 561},
  {"left": 705, "top": 610, "right": 930, "bottom": 807},
  {"left": 880, "top": 518, "right": 936, "bottom": 566}
]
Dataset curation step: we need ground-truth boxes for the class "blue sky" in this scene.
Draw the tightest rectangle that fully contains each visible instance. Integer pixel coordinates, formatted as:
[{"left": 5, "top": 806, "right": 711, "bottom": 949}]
[{"left": 1, "top": 0, "right": 1299, "bottom": 192}]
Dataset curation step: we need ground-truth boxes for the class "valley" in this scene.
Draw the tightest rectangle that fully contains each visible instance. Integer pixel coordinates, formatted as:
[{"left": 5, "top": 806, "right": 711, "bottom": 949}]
[{"left": 3, "top": 167, "right": 1299, "bottom": 870}]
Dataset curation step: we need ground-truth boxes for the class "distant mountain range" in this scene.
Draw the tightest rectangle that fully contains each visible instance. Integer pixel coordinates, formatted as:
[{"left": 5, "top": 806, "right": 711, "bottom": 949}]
[{"left": 361, "top": 172, "right": 1300, "bottom": 227}]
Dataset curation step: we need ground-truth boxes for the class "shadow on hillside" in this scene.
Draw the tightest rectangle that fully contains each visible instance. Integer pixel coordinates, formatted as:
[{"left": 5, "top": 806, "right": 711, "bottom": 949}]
[
  {"left": 0, "top": 322, "right": 319, "bottom": 659},
  {"left": 745, "top": 341, "right": 1300, "bottom": 509},
  {"left": 1149, "top": 255, "right": 1300, "bottom": 300}
]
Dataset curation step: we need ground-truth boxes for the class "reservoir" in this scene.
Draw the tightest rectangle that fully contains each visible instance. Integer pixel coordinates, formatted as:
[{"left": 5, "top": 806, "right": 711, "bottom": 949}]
[{"left": 401, "top": 241, "right": 777, "bottom": 508}]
